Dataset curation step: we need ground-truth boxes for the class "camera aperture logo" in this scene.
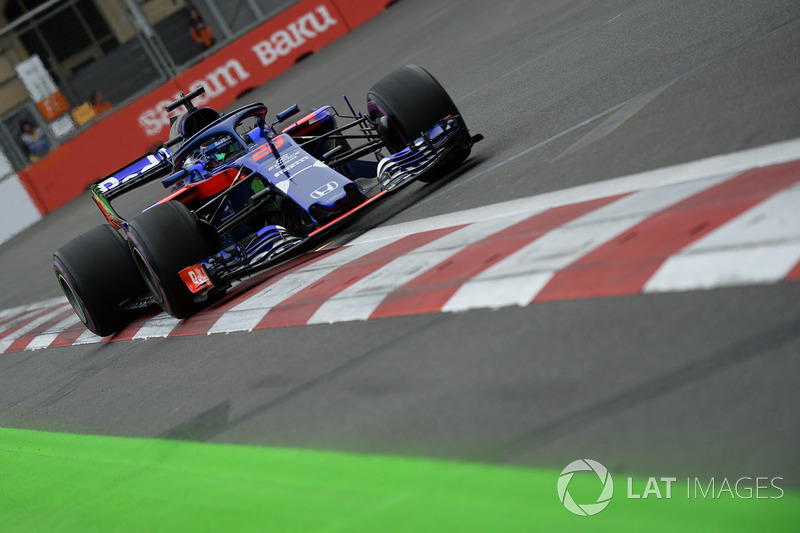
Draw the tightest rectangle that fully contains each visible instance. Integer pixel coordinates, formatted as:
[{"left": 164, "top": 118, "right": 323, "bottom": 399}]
[{"left": 557, "top": 459, "right": 614, "bottom": 516}]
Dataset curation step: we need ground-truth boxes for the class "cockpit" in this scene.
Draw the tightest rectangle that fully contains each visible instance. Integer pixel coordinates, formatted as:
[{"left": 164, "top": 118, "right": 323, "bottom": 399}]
[{"left": 182, "top": 133, "right": 246, "bottom": 171}]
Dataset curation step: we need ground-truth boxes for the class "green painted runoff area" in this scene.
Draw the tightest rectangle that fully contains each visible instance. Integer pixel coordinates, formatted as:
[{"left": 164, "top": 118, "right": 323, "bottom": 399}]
[{"left": 0, "top": 427, "right": 797, "bottom": 531}]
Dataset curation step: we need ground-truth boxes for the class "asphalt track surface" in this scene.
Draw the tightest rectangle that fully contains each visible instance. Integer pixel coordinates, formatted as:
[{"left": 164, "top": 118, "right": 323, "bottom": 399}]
[{"left": 1, "top": 0, "right": 799, "bottom": 504}]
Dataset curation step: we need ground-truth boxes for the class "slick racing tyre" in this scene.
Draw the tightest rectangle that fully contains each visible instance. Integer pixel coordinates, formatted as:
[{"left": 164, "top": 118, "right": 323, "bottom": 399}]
[
  {"left": 53, "top": 224, "right": 146, "bottom": 336},
  {"left": 367, "top": 64, "right": 471, "bottom": 179},
  {"left": 127, "top": 201, "right": 220, "bottom": 319}
]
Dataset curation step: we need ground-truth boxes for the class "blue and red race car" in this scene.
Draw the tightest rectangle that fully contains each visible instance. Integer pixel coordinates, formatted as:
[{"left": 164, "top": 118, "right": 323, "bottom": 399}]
[{"left": 53, "top": 64, "right": 482, "bottom": 336}]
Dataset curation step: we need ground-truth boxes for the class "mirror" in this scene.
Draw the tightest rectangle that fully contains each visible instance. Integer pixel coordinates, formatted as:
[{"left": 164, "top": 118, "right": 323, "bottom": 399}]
[{"left": 276, "top": 104, "right": 300, "bottom": 123}]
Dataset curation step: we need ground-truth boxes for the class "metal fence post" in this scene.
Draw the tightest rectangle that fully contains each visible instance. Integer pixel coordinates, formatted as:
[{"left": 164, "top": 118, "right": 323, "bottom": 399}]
[
  {"left": 199, "top": 0, "right": 234, "bottom": 40},
  {"left": 119, "top": 0, "right": 176, "bottom": 79}
]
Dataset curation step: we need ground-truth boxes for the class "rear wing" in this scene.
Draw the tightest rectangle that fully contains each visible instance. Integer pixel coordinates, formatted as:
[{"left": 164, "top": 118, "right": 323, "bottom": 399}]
[
  {"left": 94, "top": 150, "right": 173, "bottom": 200},
  {"left": 91, "top": 150, "right": 173, "bottom": 230}
]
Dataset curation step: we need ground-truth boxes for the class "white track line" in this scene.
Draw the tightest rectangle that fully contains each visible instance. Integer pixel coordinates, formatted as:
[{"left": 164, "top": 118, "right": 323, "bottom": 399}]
[
  {"left": 347, "top": 137, "right": 800, "bottom": 245},
  {"left": 644, "top": 182, "right": 800, "bottom": 292},
  {"left": 0, "top": 296, "right": 66, "bottom": 320},
  {"left": 0, "top": 308, "right": 47, "bottom": 337},
  {"left": 442, "top": 175, "right": 733, "bottom": 312},
  {"left": 0, "top": 306, "right": 72, "bottom": 353},
  {"left": 309, "top": 215, "right": 532, "bottom": 324},
  {"left": 25, "top": 314, "right": 83, "bottom": 351},
  {"left": 132, "top": 313, "right": 182, "bottom": 339},
  {"left": 73, "top": 329, "right": 103, "bottom": 346}
]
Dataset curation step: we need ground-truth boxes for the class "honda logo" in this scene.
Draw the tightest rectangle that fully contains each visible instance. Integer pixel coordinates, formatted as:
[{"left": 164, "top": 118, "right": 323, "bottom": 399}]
[{"left": 310, "top": 181, "right": 339, "bottom": 199}]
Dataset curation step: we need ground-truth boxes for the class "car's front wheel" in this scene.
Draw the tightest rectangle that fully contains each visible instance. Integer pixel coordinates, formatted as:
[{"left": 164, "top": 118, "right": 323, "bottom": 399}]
[
  {"left": 367, "top": 64, "right": 471, "bottom": 180},
  {"left": 127, "top": 201, "right": 220, "bottom": 319}
]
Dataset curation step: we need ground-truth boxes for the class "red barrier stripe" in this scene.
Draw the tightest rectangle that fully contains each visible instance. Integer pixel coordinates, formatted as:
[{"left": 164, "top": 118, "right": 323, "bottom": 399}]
[
  {"left": 14, "top": 169, "right": 48, "bottom": 216},
  {"left": 535, "top": 160, "right": 800, "bottom": 301},
  {"left": 256, "top": 227, "right": 463, "bottom": 329},
  {"left": 329, "top": 0, "right": 390, "bottom": 29},
  {"left": 369, "top": 196, "right": 626, "bottom": 319},
  {"left": 785, "top": 260, "right": 800, "bottom": 281}
]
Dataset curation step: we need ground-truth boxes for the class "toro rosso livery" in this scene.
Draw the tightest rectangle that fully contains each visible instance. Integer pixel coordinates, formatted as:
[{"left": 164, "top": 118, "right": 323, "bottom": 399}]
[{"left": 54, "top": 65, "right": 482, "bottom": 336}]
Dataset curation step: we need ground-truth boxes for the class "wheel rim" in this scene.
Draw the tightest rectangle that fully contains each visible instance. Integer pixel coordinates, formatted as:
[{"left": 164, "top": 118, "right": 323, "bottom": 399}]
[
  {"left": 131, "top": 247, "right": 165, "bottom": 307},
  {"left": 56, "top": 272, "right": 88, "bottom": 324}
]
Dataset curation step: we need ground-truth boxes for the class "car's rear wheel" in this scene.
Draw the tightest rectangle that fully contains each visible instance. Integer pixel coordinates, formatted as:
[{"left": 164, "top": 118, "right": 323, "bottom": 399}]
[
  {"left": 127, "top": 201, "right": 220, "bottom": 319},
  {"left": 367, "top": 64, "right": 471, "bottom": 180},
  {"left": 53, "top": 224, "right": 146, "bottom": 336}
]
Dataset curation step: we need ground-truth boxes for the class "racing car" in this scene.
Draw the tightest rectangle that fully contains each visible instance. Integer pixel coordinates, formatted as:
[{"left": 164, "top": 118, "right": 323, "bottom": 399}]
[{"left": 53, "top": 64, "right": 482, "bottom": 336}]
